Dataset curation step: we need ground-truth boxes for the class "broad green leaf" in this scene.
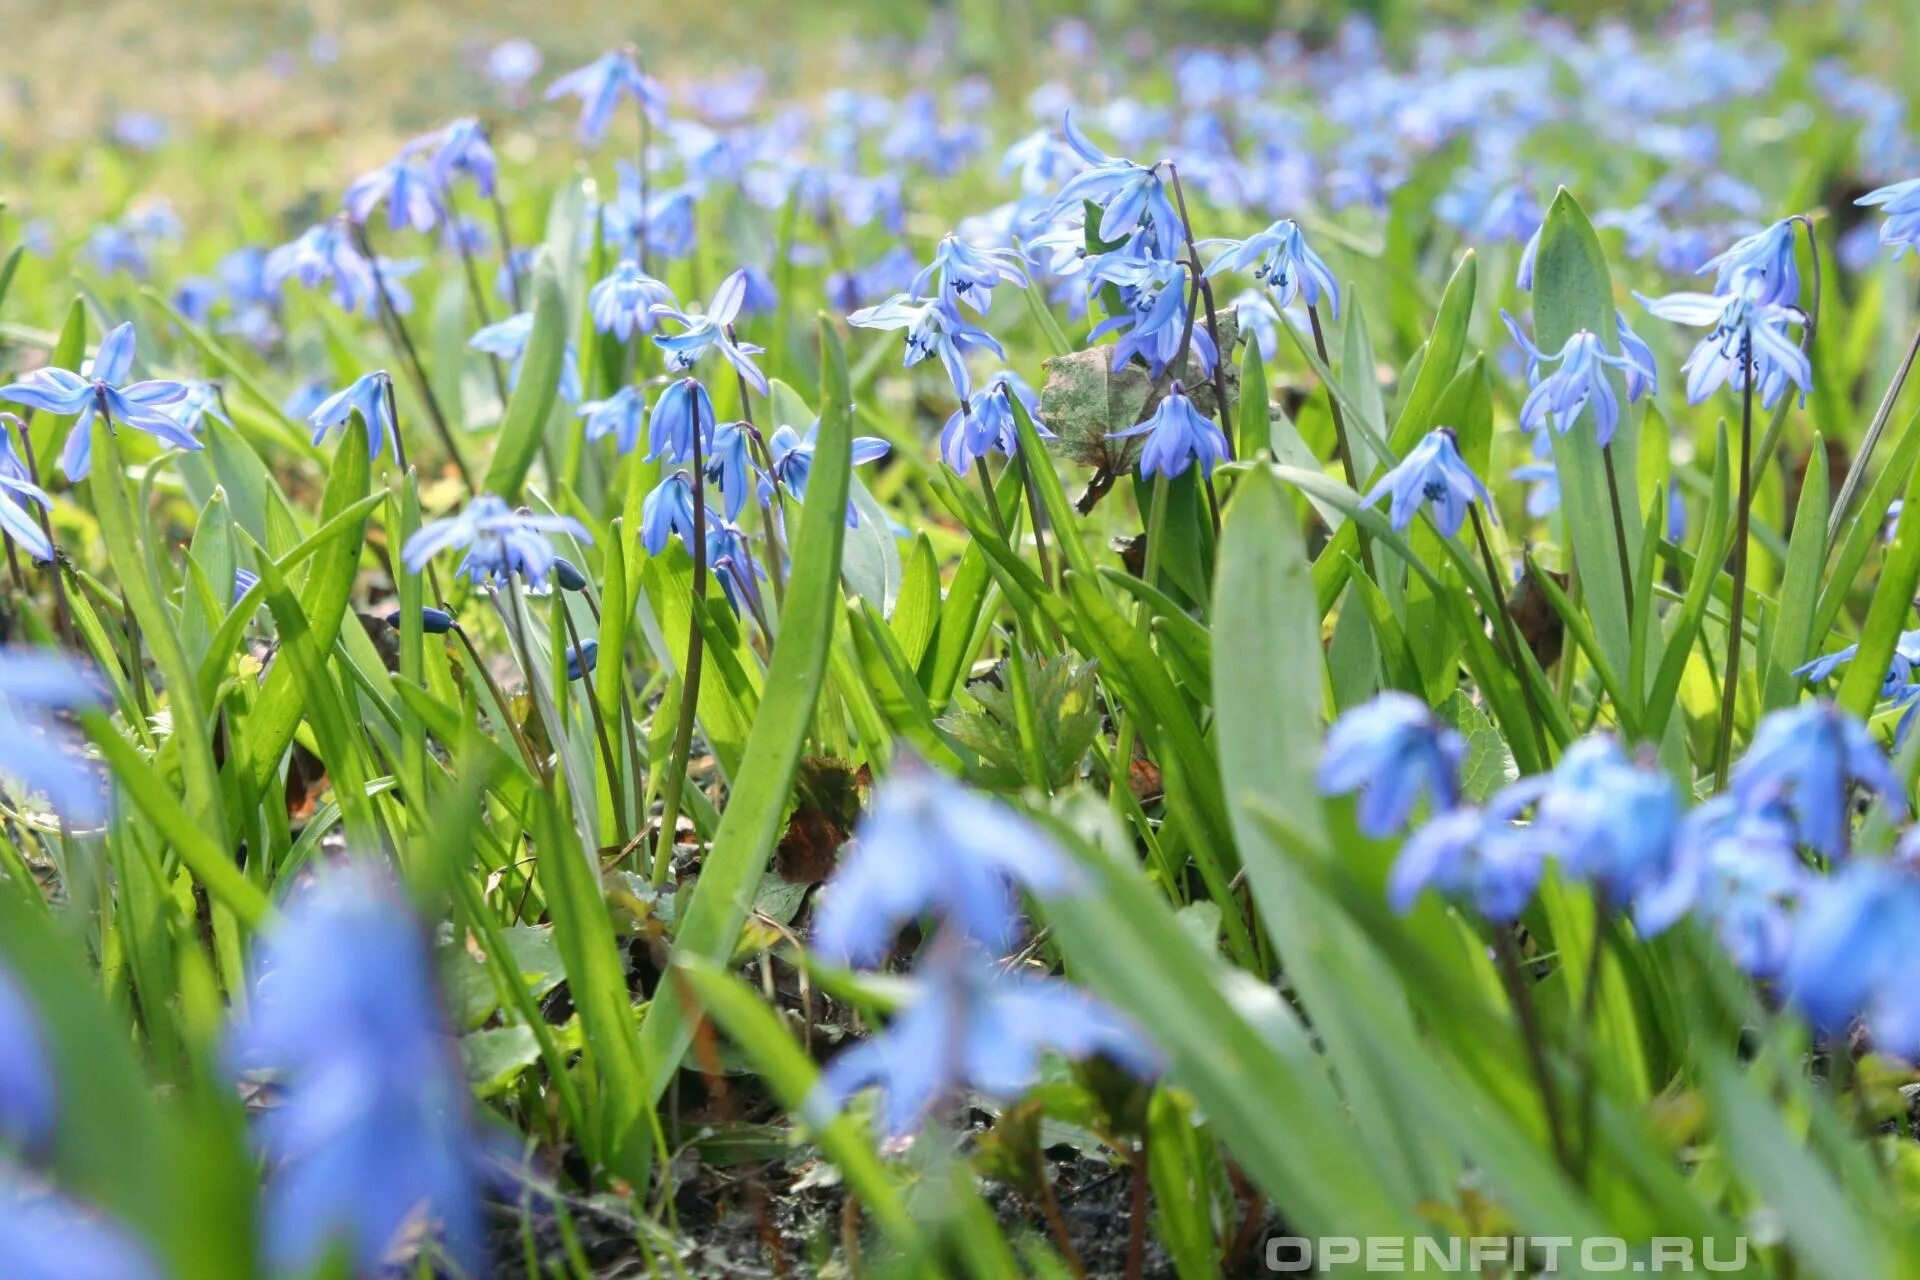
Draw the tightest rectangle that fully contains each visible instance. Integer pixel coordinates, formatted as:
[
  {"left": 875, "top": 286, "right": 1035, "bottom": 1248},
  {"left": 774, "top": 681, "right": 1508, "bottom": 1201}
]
[{"left": 481, "top": 252, "right": 567, "bottom": 499}]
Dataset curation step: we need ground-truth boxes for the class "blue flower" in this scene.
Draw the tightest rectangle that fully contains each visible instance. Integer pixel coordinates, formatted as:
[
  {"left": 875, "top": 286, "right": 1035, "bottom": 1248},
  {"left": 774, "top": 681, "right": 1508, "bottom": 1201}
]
[
  {"left": 1501, "top": 315, "right": 1647, "bottom": 448},
  {"left": 469, "top": 313, "right": 582, "bottom": 403},
  {"left": 1638, "top": 290, "right": 1810, "bottom": 409},
  {"left": 640, "top": 472, "right": 697, "bottom": 556},
  {"left": 576, "top": 386, "right": 647, "bottom": 456},
  {"left": 1231, "top": 289, "right": 1281, "bottom": 362},
  {"left": 408, "top": 117, "right": 497, "bottom": 197},
  {"left": 765, "top": 422, "right": 889, "bottom": 524},
  {"left": 1857, "top": 179, "right": 1920, "bottom": 258},
  {"left": 1105, "top": 383, "right": 1228, "bottom": 481},
  {"left": 1731, "top": 701, "right": 1904, "bottom": 857},
  {"left": 564, "top": 640, "right": 598, "bottom": 681},
  {"left": 1512, "top": 461, "right": 1561, "bottom": 519},
  {"left": 1792, "top": 630, "right": 1920, "bottom": 700},
  {"left": 402, "top": 495, "right": 592, "bottom": 591},
  {"left": 1699, "top": 218, "right": 1800, "bottom": 307},
  {"left": 0, "top": 1163, "right": 161, "bottom": 1280},
  {"left": 229, "top": 867, "right": 487, "bottom": 1277},
  {"left": 1318, "top": 693, "right": 1465, "bottom": 838},
  {"left": 0, "top": 322, "right": 196, "bottom": 482},
  {"left": 343, "top": 158, "right": 442, "bottom": 233},
  {"left": 545, "top": 48, "right": 666, "bottom": 145},
  {"left": 0, "top": 965, "right": 55, "bottom": 1156},
  {"left": 846, "top": 293, "right": 1004, "bottom": 400},
  {"left": 1516, "top": 224, "right": 1541, "bottom": 291},
  {"left": 650, "top": 270, "right": 769, "bottom": 395},
  {"left": 1781, "top": 855, "right": 1920, "bottom": 1053},
  {"left": 938, "top": 372, "right": 1051, "bottom": 475},
  {"left": 812, "top": 758, "right": 1078, "bottom": 966},
  {"left": 910, "top": 234, "right": 1029, "bottom": 314},
  {"left": 1087, "top": 251, "right": 1213, "bottom": 378},
  {"left": 0, "top": 419, "right": 53, "bottom": 563},
  {"left": 1361, "top": 427, "right": 1490, "bottom": 538},
  {"left": 1636, "top": 797, "right": 1804, "bottom": 978},
  {"left": 1614, "top": 309, "right": 1659, "bottom": 402},
  {"left": 588, "top": 261, "right": 675, "bottom": 341},
  {"left": 307, "top": 371, "right": 400, "bottom": 461},
  {"left": 708, "top": 520, "right": 765, "bottom": 617},
  {"left": 1202, "top": 218, "right": 1340, "bottom": 315},
  {"left": 810, "top": 938, "right": 1158, "bottom": 1139},
  {"left": 647, "top": 377, "right": 716, "bottom": 466},
  {"left": 384, "top": 606, "right": 456, "bottom": 635},
  {"left": 1048, "top": 113, "right": 1181, "bottom": 261},
  {"left": 705, "top": 421, "right": 757, "bottom": 520}
]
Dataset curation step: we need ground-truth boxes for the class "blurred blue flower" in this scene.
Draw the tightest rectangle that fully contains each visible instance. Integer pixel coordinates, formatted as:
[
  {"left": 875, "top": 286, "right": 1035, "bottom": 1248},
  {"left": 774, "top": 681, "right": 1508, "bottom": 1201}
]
[
  {"left": 230, "top": 868, "right": 486, "bottom": 1277},
  {"left": 647, "top": 376, "right": 716, "bottom": 466},
  {"left": 1231, "top": 290, "right": 1281, "bottom": 362},
  {"left": 565, "top": 640, "right": 598, "bottom": 681},
  {"left": 846, "top": 294, "right": 1004, "bottom": 400},
  {"left": 0, "top": 322, "right": 196, "bottom": 481},
  {"left": 651, "top": 270, "right": 768, "bottom": 395},
  {"left": 1638, "top": 290, "right": 1810, "bottom": 409},
  {"left": 1699, "top": 218, "right": 1801, "bottom": 307},
  {"left": 165, "top": 382, "right": 231, "bottom": 436},
  {"left": 588, "top": 261, "right": 675, "bottom": 341},
  {"left": 1318, "top": 692, "right": 1465, "bottom": 838},
  {"left": 812, "top": 758, "right": 1077, "bottom": 966},
  {"left": 0, "top": 1163, "right": 161, "bottom": 1280},
  {"left": 1857, "top": 179, "right": 1920, "bottom": 258},
  {"left": 486, "top": 39, "right": 542, "bottom": 93},
  {"left": 640, "top": 472, "right": 697, "bottom": 556},
  {"left": 1388, "top": 789, "right": 1543, "bottom": 921},
  {"left": 1049, "top": 113, "right": 1181, "bottom": 261},
  {"left": 0, "top": 649, "right": 106, "bottom": 821},
  {"left": 0, "top": 966, "right": 55, "bottom": 1156},
  {"left": 1636, "top": 797, "right": 1805, "bottom": 978},
  {"left": 264, "top": 221, "right": 378, "bottom": 315},
  {"left": 1106, "top": 383, "right": 1228, "bottom": 480},
  {"left": 576, "top": 386, "right": 647, "bottom": 456},
  {"left": 343, "top": 158, "right": 442, "bottom": 234},
  {"left": 1731, "top": 701, "right": 1903, "bottom": 857},
  {"left": 172, "top": 276, "right": 219, "bottom": 324},
  {"left": 811, "top": 939, "right": 1157, "bottom": 1138},
  {"left": 307, "top": 371, "right": 399, "bottom": 461},
  {"left": 1361, "top": 427, "right": 1489, "bottom": 538},
  {"left": 546, "top": 48, "right": 665, "bottom": 145},
  {"left": 403, "top": 495, "right": 591, "bottom": 591},
  {"left": 1523, "top": 736, "right": 1681, "bottom": 905},
  {"left": 470, "top": 312, "right": 582, "bottom": 402},
  {"left": 1202, "top": 218, "right": 1339, "bottom": 315},
  {"left": 1781, "top": 855, "right": 1920, "bottom": 1053},
  {"left": 408, "top": 117, "right": 497, "bottom": 197}
]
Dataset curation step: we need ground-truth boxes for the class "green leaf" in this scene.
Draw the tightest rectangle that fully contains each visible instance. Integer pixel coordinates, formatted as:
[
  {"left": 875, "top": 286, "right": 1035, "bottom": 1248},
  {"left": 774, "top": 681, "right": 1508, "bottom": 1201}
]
[
  {"left": 1761, "top": 439, "right": 1828, "bottom": 713},
  {"left": 638, "top": 318, "right": 854, "bottom": 1107},
  {"left": 481, "top": 252, "right": 567, "bottom": 500}
]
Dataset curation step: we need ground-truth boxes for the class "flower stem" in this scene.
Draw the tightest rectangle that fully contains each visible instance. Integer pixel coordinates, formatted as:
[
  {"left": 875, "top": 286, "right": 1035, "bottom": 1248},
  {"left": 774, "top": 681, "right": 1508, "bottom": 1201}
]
[
  {"left": 1715, "top": 341, "right": 1756, "bottom": 791},
  {"left": 1572, "top": 894, "right": 1609, "bottom": 1187},
  {"left": 726, "top": 322, "right": 787, "bottom": 613},
  {"left": 489, "top": 183, "right": 524, "bottom": 311},
  {"left": 9, "top": 414, "right": 71, "bottom": 644},
  {"left": 350, "top": 219, "right": 477, "bottom": 494},
  {"left": 437, "top": 178, "right": 512, "bottom": 406},
  {"left": 1469, "top": 505, "right": 1551, "bottom": 767},
  {"left": 560, "top": 598, "right": 624, "bottom": 836},
  {"left": 1164, "top": 163, "right": 1235, "bottom": 439},
  {"left": 1601, "top": 441, "right": 1635, "bottom": 622},
  {"left": 455, "top": 622, "right": 544, "bottom": 779},
  {"left": 1491, "top": 929, "right": 1575, "bottom": 1177},
  {"left": 651, "top": 433, "right": 709, "bottom": 889},
  {"left": 1308, "top": 302, "right": 1378, "bottom": 580}
]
